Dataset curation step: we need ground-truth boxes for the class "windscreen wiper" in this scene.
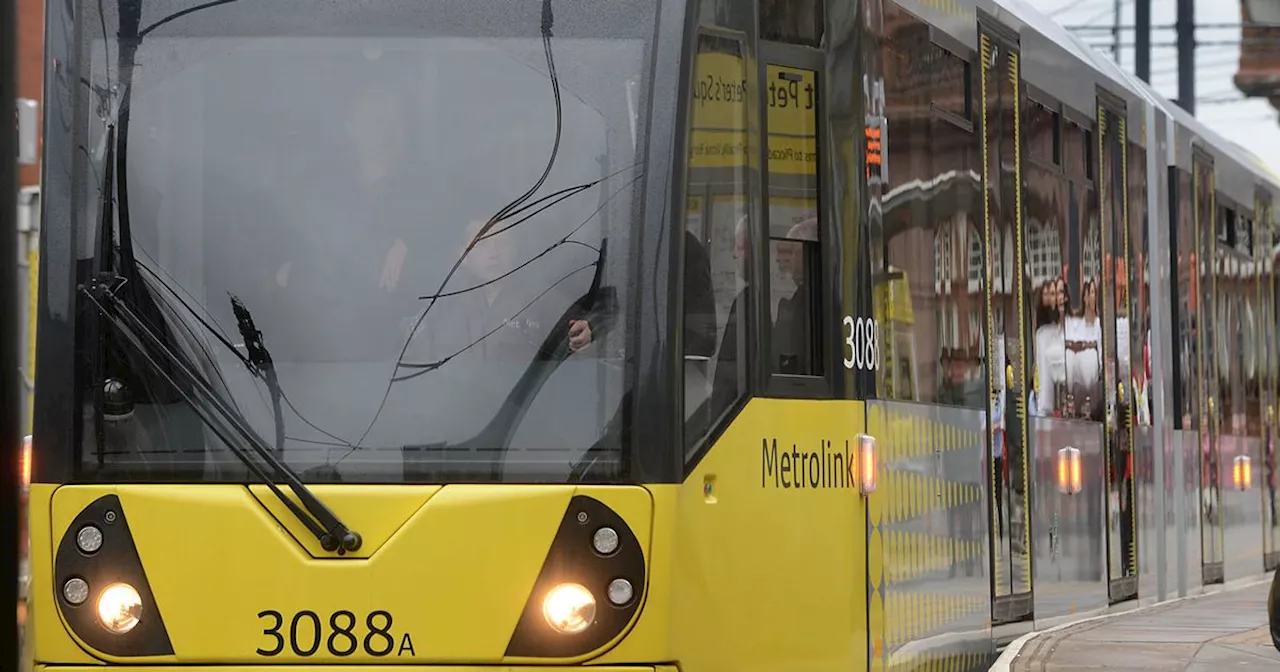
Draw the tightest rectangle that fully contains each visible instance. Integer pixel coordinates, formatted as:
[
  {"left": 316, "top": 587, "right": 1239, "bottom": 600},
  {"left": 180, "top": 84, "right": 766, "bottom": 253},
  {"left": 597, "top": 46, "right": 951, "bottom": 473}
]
[
  {"left": 81, "top": 276, "right": 362, "bottom": 553},
  {"left": 230, "top": 295, "right": 285, "bottom": 457},
  {"left": 80, "top": 0, "right": 358, "bottom": 555},
  {"left": 381, "top": 241, "right": 618, "bottom": 481}
]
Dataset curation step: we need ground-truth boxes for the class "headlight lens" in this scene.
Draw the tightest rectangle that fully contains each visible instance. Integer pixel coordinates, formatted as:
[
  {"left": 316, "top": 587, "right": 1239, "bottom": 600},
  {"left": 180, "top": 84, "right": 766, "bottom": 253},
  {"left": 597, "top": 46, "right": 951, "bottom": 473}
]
[
  {"left": 607, "top": 578, "right": 634, "bottom": 606},
  {"left": 63, "top": 577, "right": 89, "bottom": 605},
  {"left": 592, "top": 527, "right": 619, "bottom": 555},
  {"left": 76, "top": 525, "right": 104, "bottom": 554},
  {"left": 541, "top": 583, "right": 595, "bottom": 634},
  {"left": 96, "top": 583, "right": 142, "bottom": 634}
]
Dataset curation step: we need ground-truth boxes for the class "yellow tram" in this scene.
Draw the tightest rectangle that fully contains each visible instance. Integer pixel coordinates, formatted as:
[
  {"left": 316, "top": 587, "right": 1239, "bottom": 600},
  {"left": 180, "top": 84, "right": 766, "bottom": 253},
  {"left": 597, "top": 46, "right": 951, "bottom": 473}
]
[{"left": 20, "top": 0, "right": 1280, "bottom": 670}]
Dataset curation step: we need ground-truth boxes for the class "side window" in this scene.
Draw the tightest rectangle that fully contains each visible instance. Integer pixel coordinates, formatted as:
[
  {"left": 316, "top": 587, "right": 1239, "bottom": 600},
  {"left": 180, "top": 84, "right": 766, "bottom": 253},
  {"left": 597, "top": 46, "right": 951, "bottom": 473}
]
[
  {"left": 764, "top": 61, "right": 824, "bottom": 381},
  {"left": 876, "top": 4, "right": 982, "bottom": 407},
  {"left": 1067, "top": 116, "right": 1102, "bottom": 422},
  {"left": 1194, "top": 159, "right": 1216, "bottom": 431},
  {"left": 1097, "top": 106, "right": 1125, "bottom": 427},
  {"left": 1174, "top": 169, "right": 1195, "bottom": 429},
  {"left": 759, "top": 0, "right": 822, "bottom": 47},
  {"left": 681, "top": 30, "right": 754, "bottom": 457},
  {"left": 1127, "top": 138, "right": 1151, "bottom": 426},
  {"left": 1024, "top": 98, "right": 1068, "bottom": 418}
]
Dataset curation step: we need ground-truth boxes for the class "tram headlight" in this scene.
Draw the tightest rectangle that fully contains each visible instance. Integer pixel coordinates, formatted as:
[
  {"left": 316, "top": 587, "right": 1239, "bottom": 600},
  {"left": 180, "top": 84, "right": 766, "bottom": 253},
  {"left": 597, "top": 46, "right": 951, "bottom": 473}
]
[
  {"left": 542, "top": 583, "right": 596, "bottom": 634},
  {"left": 96, "top": 583, "right": 142, "bottom": 634},
  {"left": 506, "top": 495, "right": 645, "bottom": 658},
  {"left": 56, "top": 495, "right": 173, "bottom": 656}
]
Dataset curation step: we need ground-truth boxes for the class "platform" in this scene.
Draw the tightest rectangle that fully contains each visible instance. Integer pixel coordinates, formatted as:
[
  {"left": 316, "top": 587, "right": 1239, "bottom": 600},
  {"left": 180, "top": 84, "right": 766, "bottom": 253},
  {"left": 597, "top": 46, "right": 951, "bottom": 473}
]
[{"left": 992, "top": 577, "right": 1279, "bottom": 671}]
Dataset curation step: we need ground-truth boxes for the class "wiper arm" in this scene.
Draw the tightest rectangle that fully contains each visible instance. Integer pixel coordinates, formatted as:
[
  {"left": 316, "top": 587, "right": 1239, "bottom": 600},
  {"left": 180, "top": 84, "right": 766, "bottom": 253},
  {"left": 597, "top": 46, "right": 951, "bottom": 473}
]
[
  {"left": 84, "top": 0, "right": 355, "bottom": 554},
  {"left": 229, "top": 294, "right": 285, "bottom": 456},
  {"left": 80, "top": 275, "right": 362, "bottom": 554}
]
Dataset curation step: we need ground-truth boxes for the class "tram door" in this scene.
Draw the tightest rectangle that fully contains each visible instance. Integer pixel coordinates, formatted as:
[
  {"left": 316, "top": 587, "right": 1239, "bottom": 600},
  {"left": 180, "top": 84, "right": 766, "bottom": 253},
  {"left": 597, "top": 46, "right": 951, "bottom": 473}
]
[
  {"left": 978, "top": 21, "right": 1034, "bottom": 625},
  {"left": 1194, "top": 150, "right": 1226, "bottom": 585},
  {"left": 1257, "top": 193, "right": 1279, "bottom": 572},
  {"left": 1097, "top": 100, "right": 1138, "bottom": 603}
]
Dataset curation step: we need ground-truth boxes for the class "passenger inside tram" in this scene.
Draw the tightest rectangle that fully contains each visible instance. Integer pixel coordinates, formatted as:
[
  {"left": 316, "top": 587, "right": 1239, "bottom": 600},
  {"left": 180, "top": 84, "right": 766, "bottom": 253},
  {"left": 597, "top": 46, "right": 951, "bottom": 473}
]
[
  {"left": 1032, "top": 277, "right": 1067, "bottom": 417},
  {"left": 1065, "top": 276, "right": 1104, "bottom": 420},
  {"left": 772, "top": 217, "right": 818, "bottom": 375}
]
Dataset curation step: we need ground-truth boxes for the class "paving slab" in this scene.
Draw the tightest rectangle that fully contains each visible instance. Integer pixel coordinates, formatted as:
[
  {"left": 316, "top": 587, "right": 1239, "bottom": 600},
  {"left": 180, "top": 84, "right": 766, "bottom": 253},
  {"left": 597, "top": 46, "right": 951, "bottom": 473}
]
[{"left": 1003, "top": 581, "right": 1278, "bottom": 671}]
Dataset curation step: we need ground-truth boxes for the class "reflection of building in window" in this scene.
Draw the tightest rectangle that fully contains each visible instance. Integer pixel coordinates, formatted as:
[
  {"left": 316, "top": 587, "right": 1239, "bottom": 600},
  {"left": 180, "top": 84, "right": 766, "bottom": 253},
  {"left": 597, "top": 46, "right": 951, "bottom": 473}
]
[
  {"left": 988, "top": 226, "right": 1016, "bottom": 296},
  {"left": 969, "top": 307, "right": 981, "bottom": 349},
  {"left": 1083, "top": 218, "right": 1102, "bottom": 280},
  {"left": 934, "top": 225, "right": 953, "bottom": 295},
  {"left": 1028, "top": 220, "right": 1062, "bottom": 287},
  {"left": 878, "top": 266, "right": 918, "bottom": 401},
  {"left": 968, "top": 224, "right": 982, "bottom": 293}
]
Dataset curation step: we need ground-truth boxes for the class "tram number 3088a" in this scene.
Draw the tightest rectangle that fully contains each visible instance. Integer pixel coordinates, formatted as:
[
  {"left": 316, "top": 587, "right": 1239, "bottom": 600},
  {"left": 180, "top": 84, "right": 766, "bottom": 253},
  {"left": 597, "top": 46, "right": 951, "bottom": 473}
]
[
  {"left": 256, "top": 609, "right": 416, "bottom": 658},
  {"left": 843, "top": 316, "right": 880, "bottom": 371}
]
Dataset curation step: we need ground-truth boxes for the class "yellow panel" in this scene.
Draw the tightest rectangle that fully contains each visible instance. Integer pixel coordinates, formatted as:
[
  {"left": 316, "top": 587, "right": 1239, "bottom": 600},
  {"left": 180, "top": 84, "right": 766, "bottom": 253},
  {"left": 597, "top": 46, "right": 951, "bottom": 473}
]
[
  {"left": 43, "top": 484, "right": 652, "bottom": 665},
  {"left": 591, "top": 487, "right": 676, "bottom": 665},
  {"left": 31, "top": 401, "right": 877, "bottom": 670},
  {"left": 669, "top": 398, "right": 869, "bottom": 672},
  {"left": 246, "top": 485, "right": 439, "bottom": 558},
  {"left": 34, "top": 667, "right": 666, "bottom": 672},
  {"left": 27, "top": 484, "right": 99, "bottom": 665}
]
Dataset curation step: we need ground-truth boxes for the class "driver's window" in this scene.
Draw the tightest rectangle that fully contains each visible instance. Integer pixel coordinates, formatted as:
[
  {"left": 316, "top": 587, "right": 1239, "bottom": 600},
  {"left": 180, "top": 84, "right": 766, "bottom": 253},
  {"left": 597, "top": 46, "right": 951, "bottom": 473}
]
[{"left": 681, "top": 30, "right": 754, "bottom": 459}]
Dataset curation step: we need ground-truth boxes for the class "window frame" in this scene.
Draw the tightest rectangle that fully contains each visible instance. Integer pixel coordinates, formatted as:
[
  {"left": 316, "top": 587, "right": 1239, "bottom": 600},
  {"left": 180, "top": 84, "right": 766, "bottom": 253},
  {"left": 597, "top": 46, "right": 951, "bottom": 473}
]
[
  {"left": 1024, "top": 84, "right": 1061, "bottom": 173},
  {"left": 756, "top": 40, "right": 836, "bottom": 399},
  {"left": 675, "top": 23, "right": 760, "bottom": 467}
]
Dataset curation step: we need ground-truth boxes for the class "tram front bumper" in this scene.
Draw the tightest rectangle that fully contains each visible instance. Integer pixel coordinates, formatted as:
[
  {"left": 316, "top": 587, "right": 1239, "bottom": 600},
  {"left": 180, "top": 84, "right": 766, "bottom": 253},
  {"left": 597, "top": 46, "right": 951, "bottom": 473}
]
[{"left": 35, "top": 667, "right": 676, "bottom": 671}]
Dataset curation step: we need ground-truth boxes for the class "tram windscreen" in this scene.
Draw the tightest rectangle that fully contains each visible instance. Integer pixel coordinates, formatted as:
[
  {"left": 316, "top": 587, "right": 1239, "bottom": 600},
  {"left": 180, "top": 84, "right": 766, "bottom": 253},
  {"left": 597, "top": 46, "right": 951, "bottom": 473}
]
[{"left": 71, "top": 0, "right": 652, "bottom": 483}]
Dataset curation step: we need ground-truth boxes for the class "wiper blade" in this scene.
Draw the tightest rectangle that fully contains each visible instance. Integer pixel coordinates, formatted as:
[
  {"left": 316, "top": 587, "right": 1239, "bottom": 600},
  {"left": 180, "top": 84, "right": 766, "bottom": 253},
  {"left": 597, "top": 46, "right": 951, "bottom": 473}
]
[
  {"left": 80, "top": 275, "right": 362, "bottom": 554},
  {"left": 84, "top": 0, "right": 356, "bottom": 555},
  {"left": 229, "top": 294, "right": 285, "bottom": 456}
]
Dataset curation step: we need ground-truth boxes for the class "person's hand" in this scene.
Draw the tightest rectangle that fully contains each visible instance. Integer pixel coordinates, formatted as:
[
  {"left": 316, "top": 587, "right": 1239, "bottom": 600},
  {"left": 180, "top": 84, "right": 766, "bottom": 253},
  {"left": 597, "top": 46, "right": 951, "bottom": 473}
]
[{"left": 568, "top": 319, "right": 593, "bottom": 352}]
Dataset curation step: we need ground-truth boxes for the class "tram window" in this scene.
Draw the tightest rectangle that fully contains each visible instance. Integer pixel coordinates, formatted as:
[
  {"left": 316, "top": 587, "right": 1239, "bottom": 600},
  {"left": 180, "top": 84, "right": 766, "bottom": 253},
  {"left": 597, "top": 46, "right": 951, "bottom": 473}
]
[
  {"left": 765, "top": 64, "right": 823, "bottom": 379},
  {"left": 1265, "top": 207, "right": 1278, "bottom": 412},
  {"left": 694, "top": 0, "right": 753, "bottom": 32},
  {"left": 1219, "top": 204, "right": 1233, "bottom": 246},
  {"left": 1062, "top": 113, "right": 1102, "bottom": 422},
  {"left": 1063, "top": 120, "right": 1087, "bottom": 180},
  {"left": 67, "top": 3, "right": 655, "bottom": 484},
  {"left": 759, "top": 0, "right": 822, "bottom": 47},
  {"left": 1097, "top": 109, "right": 1126, "bottom": 425},
  {"left": 1224, "top": 253, "right": 1245, "bottom": 436},
  {"left": 1175, "top": 169, "right": 1196, "bottom": 429},
  {"left": 681, "top": 30, "right": 753, "bottom": 458},
  {"left": 1025, "top": 162, "right": 1068, "bottom": 418},
  {"left": 1195, "top": 163, "right": 1218, "bottom": 432},
  {"left": 1127, "top": 139, "right": 1151, "bottom": 425},
  {"left": 875, "top": 5, "right": 983, "bottom": 407},
  {"left": 1262, "top": 204, "right": 1277, "bottom": 418},
  {"left": 1026, "top": 101, "right": 1058, "bottom": 166},
  {"left": 1242, "top": 252, "right": 1261, "bottom": 438}
]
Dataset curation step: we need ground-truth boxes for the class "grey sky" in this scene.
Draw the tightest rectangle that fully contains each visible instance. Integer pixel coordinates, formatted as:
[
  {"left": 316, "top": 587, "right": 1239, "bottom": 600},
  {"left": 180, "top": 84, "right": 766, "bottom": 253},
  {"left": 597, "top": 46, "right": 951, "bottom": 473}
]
[{"left": 1026, "top": 0, "right": 1278, "bottom": 172}]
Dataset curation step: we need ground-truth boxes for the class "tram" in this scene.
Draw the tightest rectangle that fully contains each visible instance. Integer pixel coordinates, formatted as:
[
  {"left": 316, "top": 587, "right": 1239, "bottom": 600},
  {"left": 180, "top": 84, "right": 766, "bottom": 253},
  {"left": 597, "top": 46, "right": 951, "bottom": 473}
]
[{"left": 19, "top": 0, "right": 1280, "bottom": 670}]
